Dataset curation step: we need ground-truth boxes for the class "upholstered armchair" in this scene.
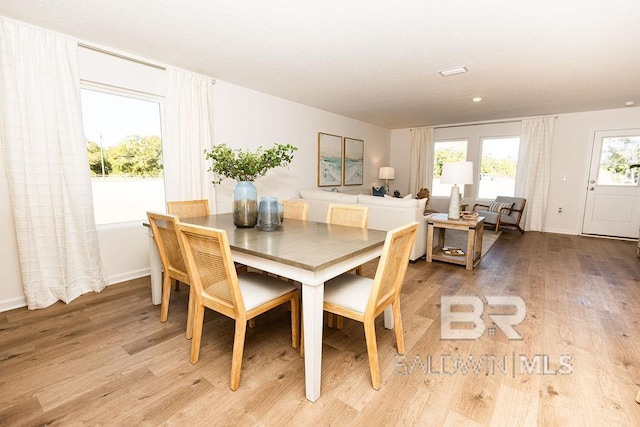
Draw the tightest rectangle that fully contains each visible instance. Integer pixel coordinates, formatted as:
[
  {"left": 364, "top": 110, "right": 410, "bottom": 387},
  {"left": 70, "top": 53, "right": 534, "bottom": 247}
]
[{"left": 473, "top": 196, "right": 526, "bottom": 234}]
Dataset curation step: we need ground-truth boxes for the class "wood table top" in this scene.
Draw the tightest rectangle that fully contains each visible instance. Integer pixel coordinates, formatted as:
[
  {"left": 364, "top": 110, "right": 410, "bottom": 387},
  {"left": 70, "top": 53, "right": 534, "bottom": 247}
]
[
  {"left": 181, "top": 213, "right": 387, "bottom": 272},
  {"left": 426, "top": 213, "right": 485, "bottom": 227}
]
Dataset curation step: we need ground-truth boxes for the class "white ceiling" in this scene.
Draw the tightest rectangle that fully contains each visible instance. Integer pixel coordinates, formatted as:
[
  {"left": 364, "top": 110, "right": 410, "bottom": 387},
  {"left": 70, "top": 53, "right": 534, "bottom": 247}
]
[{"left": 2, "top": 0, "right": 639, "bottom": 129}]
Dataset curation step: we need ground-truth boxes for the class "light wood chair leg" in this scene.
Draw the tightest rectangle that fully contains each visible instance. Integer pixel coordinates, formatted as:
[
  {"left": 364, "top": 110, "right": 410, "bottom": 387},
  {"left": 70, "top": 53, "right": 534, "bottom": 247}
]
[
  {"left": 248, "top": 319, "right": 256, "bottom": 328},
  {"left": 327, "top": 313, "right": 335, "bottom": 328},
  {"left": 363, "top": 317, "right": 381, "bottom": 390},
  {"left": 392, "top": 301, "right": 405, "bottom": 354},
  {"left": 160, "top": 275, "right": 172, "bottom": 322},
  {"left": 174, "top": 281, "right": 180, "bottom": 291},
  {"left": 189, "top": 304, "right": 205, "bottom": 364},
  {"left": 290, "top": 293, "right": 300, "bottom": 349},
  {"left": 185, "top": 287, "right": 194, "bottom": 339},
  {"left": 230, "top": 319, "right": 247, "bottom": 391},
  {"left": 336, "top": 315, "right": 344, "bottom": 330}
]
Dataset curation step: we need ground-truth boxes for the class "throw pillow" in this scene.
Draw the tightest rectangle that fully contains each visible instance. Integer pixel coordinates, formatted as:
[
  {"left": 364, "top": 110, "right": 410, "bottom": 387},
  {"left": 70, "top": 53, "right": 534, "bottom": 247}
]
[
  {"left": 402, "top": 193, "right": 413, "bottom": 199},
  {"left": 488, "top": 201, "right": 513, "bottom": 213},
  {"left": 372, "top": 186, "right": 387, "bottom": 197}
]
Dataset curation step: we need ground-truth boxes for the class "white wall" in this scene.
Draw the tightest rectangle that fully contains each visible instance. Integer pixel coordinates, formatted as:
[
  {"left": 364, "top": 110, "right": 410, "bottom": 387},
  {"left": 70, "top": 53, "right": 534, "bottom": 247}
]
[
  {"left": 211, "top": 80, "right": 391, "bottom": 214},
  {"left": 390, "top": 106, "right": 640, "bottom": 234},
  {"left": 0, "top": 37, "right": 390, "bottom": 311}
]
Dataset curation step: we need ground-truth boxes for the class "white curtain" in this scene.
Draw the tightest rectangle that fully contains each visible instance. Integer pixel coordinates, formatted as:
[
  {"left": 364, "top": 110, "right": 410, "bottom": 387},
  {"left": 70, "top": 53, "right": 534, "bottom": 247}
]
[
  {"left": 164, "top": 67, "right": 215, "bottom": 206},
  {"left": 0, "top": 18, "right": 108, "bottom": 309},
  {"left": 409, "top": 126, "right": 434, "bottom": 196},
  {"left": 516, "top": 116, "right": 555, "bottom": 231}
]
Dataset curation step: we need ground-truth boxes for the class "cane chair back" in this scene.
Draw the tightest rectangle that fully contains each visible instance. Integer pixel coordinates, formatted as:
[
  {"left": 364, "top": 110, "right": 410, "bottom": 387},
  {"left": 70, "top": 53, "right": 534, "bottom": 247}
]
[
  {"left": 326, "top": 204, "right": 369, "bottom": 228},
  {"left": 282, "top": 200, "right": 309, "bottom": 221},
  {"left": 167, "top": 199, "right": 210, "bottom": 218}
]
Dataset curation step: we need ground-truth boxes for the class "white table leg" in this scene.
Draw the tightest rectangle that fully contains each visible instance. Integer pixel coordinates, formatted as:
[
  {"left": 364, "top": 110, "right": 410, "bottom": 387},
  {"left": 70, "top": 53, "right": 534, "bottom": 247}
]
[
  {"left": 384, "top": 306, "right": 394, "bottom": 329},
  {"left": 147, "top": 230, "right": 162, "bottom": 305},
  {"left": 302, "top": 282, "right": 324, "bottom": 402}
]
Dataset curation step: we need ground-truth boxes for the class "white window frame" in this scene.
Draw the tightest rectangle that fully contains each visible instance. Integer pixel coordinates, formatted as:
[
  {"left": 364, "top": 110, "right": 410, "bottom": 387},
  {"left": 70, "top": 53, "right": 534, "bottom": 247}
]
[{"left": 80, "top": 81, "right": 167, "bottom": 225}]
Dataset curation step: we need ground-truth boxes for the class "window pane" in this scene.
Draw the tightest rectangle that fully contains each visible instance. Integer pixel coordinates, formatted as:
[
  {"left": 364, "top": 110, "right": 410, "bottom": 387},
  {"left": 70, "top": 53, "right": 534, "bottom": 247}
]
[
  {"left": 597, "top": 136, "right": 640, "bottom": 185},
  {"left": 478, "top": 137, "right": 520, "bottom": 199},
  {"left": 432, "top": 140, "right": 467, "bottom": 197},
  {"left": 81, "top": 89, "right": 165, "bottom": 224}
]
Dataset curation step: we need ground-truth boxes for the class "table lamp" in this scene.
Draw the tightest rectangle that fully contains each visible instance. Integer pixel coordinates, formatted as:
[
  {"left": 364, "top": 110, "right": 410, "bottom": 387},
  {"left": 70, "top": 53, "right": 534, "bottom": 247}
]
[
  {"left": 440, "top": 161, "right": 473, "bottom": 220},
  {"left": 378, "top": 166, "right": 395, "bottom": 193}
]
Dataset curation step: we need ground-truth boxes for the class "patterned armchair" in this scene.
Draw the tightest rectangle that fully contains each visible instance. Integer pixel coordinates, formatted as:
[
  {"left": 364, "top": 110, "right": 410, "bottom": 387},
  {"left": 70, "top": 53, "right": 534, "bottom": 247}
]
[{"left": 473, "top": 196, "right": 526, "bottom": 234}]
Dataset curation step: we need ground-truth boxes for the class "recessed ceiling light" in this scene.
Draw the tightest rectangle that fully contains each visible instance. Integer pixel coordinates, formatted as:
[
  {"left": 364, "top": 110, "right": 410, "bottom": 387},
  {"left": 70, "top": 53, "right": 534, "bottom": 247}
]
[
  {"left": 472, "top": 97, "right": 482, "bottom": 102},
  {"left": 439, "top": 66, "right": 467, "bottom": 77},
  {"left": 625, "top": 100, "right": 636, "bottom": 107}
]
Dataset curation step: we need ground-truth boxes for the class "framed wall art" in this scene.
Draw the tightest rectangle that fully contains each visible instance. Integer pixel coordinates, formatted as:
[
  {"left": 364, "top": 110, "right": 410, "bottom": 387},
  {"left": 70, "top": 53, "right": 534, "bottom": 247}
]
[
  {"left": 343, "top": 137, "right": 364, "bottom": 186},
  {"left": 317, "top": 132, "right": 343, "bottom": 187}
]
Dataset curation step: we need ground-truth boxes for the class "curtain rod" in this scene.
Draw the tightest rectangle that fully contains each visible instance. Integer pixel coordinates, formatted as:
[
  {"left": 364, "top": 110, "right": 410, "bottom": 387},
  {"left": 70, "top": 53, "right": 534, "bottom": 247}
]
[
  {"left": 78, "top": 43, "right": 166, "bottom": 71},
  {"left": 410, "top": 115, "right": 558, "bottom": 131},
  {"left": 77, "top": 43, "right": 217, "bottom": 85}
]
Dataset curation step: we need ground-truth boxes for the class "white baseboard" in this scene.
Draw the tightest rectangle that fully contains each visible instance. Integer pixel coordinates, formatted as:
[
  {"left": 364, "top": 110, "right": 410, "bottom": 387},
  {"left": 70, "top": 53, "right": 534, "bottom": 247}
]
[
  {"left": 541, "top": 227, "right": 579, "bottom": 235},
  {"left": 0, "top": 268, "right": 152, "bottom": 313},
  {"left": 0, "top": 295, "right": 28, "bottom": 313},
  {"left": 106, "top": 268, "right": 150, "bottom": 286}
]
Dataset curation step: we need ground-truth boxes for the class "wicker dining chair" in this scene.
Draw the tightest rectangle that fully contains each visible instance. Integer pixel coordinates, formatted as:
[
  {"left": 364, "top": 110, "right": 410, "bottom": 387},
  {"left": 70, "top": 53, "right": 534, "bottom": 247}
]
[
  {"left": 177, "top": 222, "right": 300, "bottom": 390},
  {"left": 282, "top": 200, "right": 309, "bottom": 221},
  {"left": 326, "top": 203, "right": 369, "bottom": 329},
  {"left": 146, "top": 212, "right": 194, "bottom": 338},
  {"left": 166, "top": 199, "right": 213, "bottom": 291},
  {"left": 169, "top": 198, "right": 248, "bottom": 280},
  {"left": 323, "top": 222, "right": 418, "bottom": 390}
]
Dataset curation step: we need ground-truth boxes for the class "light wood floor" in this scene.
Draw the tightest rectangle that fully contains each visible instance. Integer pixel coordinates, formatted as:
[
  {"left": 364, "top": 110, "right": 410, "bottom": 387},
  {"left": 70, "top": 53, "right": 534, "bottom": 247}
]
[{"left": 1, "top": 231, "right": 639, "bottom": 426}]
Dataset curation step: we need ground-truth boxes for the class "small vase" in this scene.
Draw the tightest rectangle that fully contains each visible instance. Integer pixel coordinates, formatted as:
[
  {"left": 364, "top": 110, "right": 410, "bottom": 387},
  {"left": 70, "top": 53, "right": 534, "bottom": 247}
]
[
  {"left": 233, "top": 181, "right": 258, "bottom": 228},
  {"left": 257, "top": 197, "right": 281, "bottom": 231}
]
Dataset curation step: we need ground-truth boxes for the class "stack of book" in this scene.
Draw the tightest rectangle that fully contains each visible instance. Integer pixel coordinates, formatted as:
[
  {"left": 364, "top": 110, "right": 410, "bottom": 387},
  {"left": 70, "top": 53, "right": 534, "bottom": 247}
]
[{"left": 442, "top": 246, "right": 465, "bottom": 256}]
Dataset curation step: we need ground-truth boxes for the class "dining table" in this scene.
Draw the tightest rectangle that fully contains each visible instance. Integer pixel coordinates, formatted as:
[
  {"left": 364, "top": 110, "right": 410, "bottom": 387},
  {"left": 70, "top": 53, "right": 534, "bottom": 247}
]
[{"left": 145, "top": 212, "right": 389, "bottom": 402}]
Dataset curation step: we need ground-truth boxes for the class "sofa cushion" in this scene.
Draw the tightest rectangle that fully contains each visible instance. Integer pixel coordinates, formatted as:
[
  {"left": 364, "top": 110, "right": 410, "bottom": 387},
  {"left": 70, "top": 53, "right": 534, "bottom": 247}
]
[
  {"left": 299, "top": 189, "right": 358, "bottom": 203},
  {"left": 358, "top": 194, "right": 418, "bottom": 208}
]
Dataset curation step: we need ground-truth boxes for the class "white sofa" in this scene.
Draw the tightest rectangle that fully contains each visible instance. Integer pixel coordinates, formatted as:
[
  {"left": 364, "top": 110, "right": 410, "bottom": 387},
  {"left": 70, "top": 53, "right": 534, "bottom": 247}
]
[{"left": 291, "top": 189, "right": 428, "bottom": 261}]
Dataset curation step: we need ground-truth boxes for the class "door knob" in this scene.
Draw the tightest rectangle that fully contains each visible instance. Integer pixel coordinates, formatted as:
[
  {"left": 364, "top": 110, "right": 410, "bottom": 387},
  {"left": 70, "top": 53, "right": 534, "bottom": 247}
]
[
  {"left": 589, "top": 187, "right": 595, "bottom": 191},
  {"left": 589, "top": 179, "right": 595, "bottom": 184}
]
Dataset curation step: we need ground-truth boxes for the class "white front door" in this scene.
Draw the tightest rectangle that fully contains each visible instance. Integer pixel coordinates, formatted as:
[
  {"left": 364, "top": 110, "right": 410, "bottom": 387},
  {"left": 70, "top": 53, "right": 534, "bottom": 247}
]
[{"left": 582, "top": 129, "right": 640, "bottom": 238}]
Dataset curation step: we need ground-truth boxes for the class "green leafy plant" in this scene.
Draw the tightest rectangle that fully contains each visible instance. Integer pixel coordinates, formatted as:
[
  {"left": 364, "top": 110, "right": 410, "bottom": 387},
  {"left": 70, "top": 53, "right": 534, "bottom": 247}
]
[{"left": 205, "top": 143, "right": 298, "bottom": 184}]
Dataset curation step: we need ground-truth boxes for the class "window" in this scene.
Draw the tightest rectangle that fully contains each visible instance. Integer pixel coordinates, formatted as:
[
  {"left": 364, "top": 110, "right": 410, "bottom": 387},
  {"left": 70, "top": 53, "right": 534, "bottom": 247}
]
[
  {"left": 478, "top": 137, "right": 520, "bottom": 199},
  {"left": 597, "top": 135, "right": 640, "bottom": 185},
  {"left": 81, "top": 87, "right": 165, "bottom": 224},
  {"left": 432, "top": 140, "right": 467, "bottom": 197}
]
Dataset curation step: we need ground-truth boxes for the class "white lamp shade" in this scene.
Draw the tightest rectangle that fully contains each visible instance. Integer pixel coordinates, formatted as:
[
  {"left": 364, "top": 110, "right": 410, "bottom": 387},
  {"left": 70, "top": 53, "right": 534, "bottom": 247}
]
[
  {"left": 378, "top": 167, "right": 395, "bottom": 180},
  {"left": 440, "top": 161, "right": 473, "bottom": 185}
]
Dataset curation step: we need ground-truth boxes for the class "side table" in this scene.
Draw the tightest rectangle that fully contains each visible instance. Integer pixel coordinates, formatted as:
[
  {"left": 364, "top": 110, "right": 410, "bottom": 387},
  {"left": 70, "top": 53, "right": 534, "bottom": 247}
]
[{"left": 426, "top": 213, "right": 485, "bottom": 270}]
